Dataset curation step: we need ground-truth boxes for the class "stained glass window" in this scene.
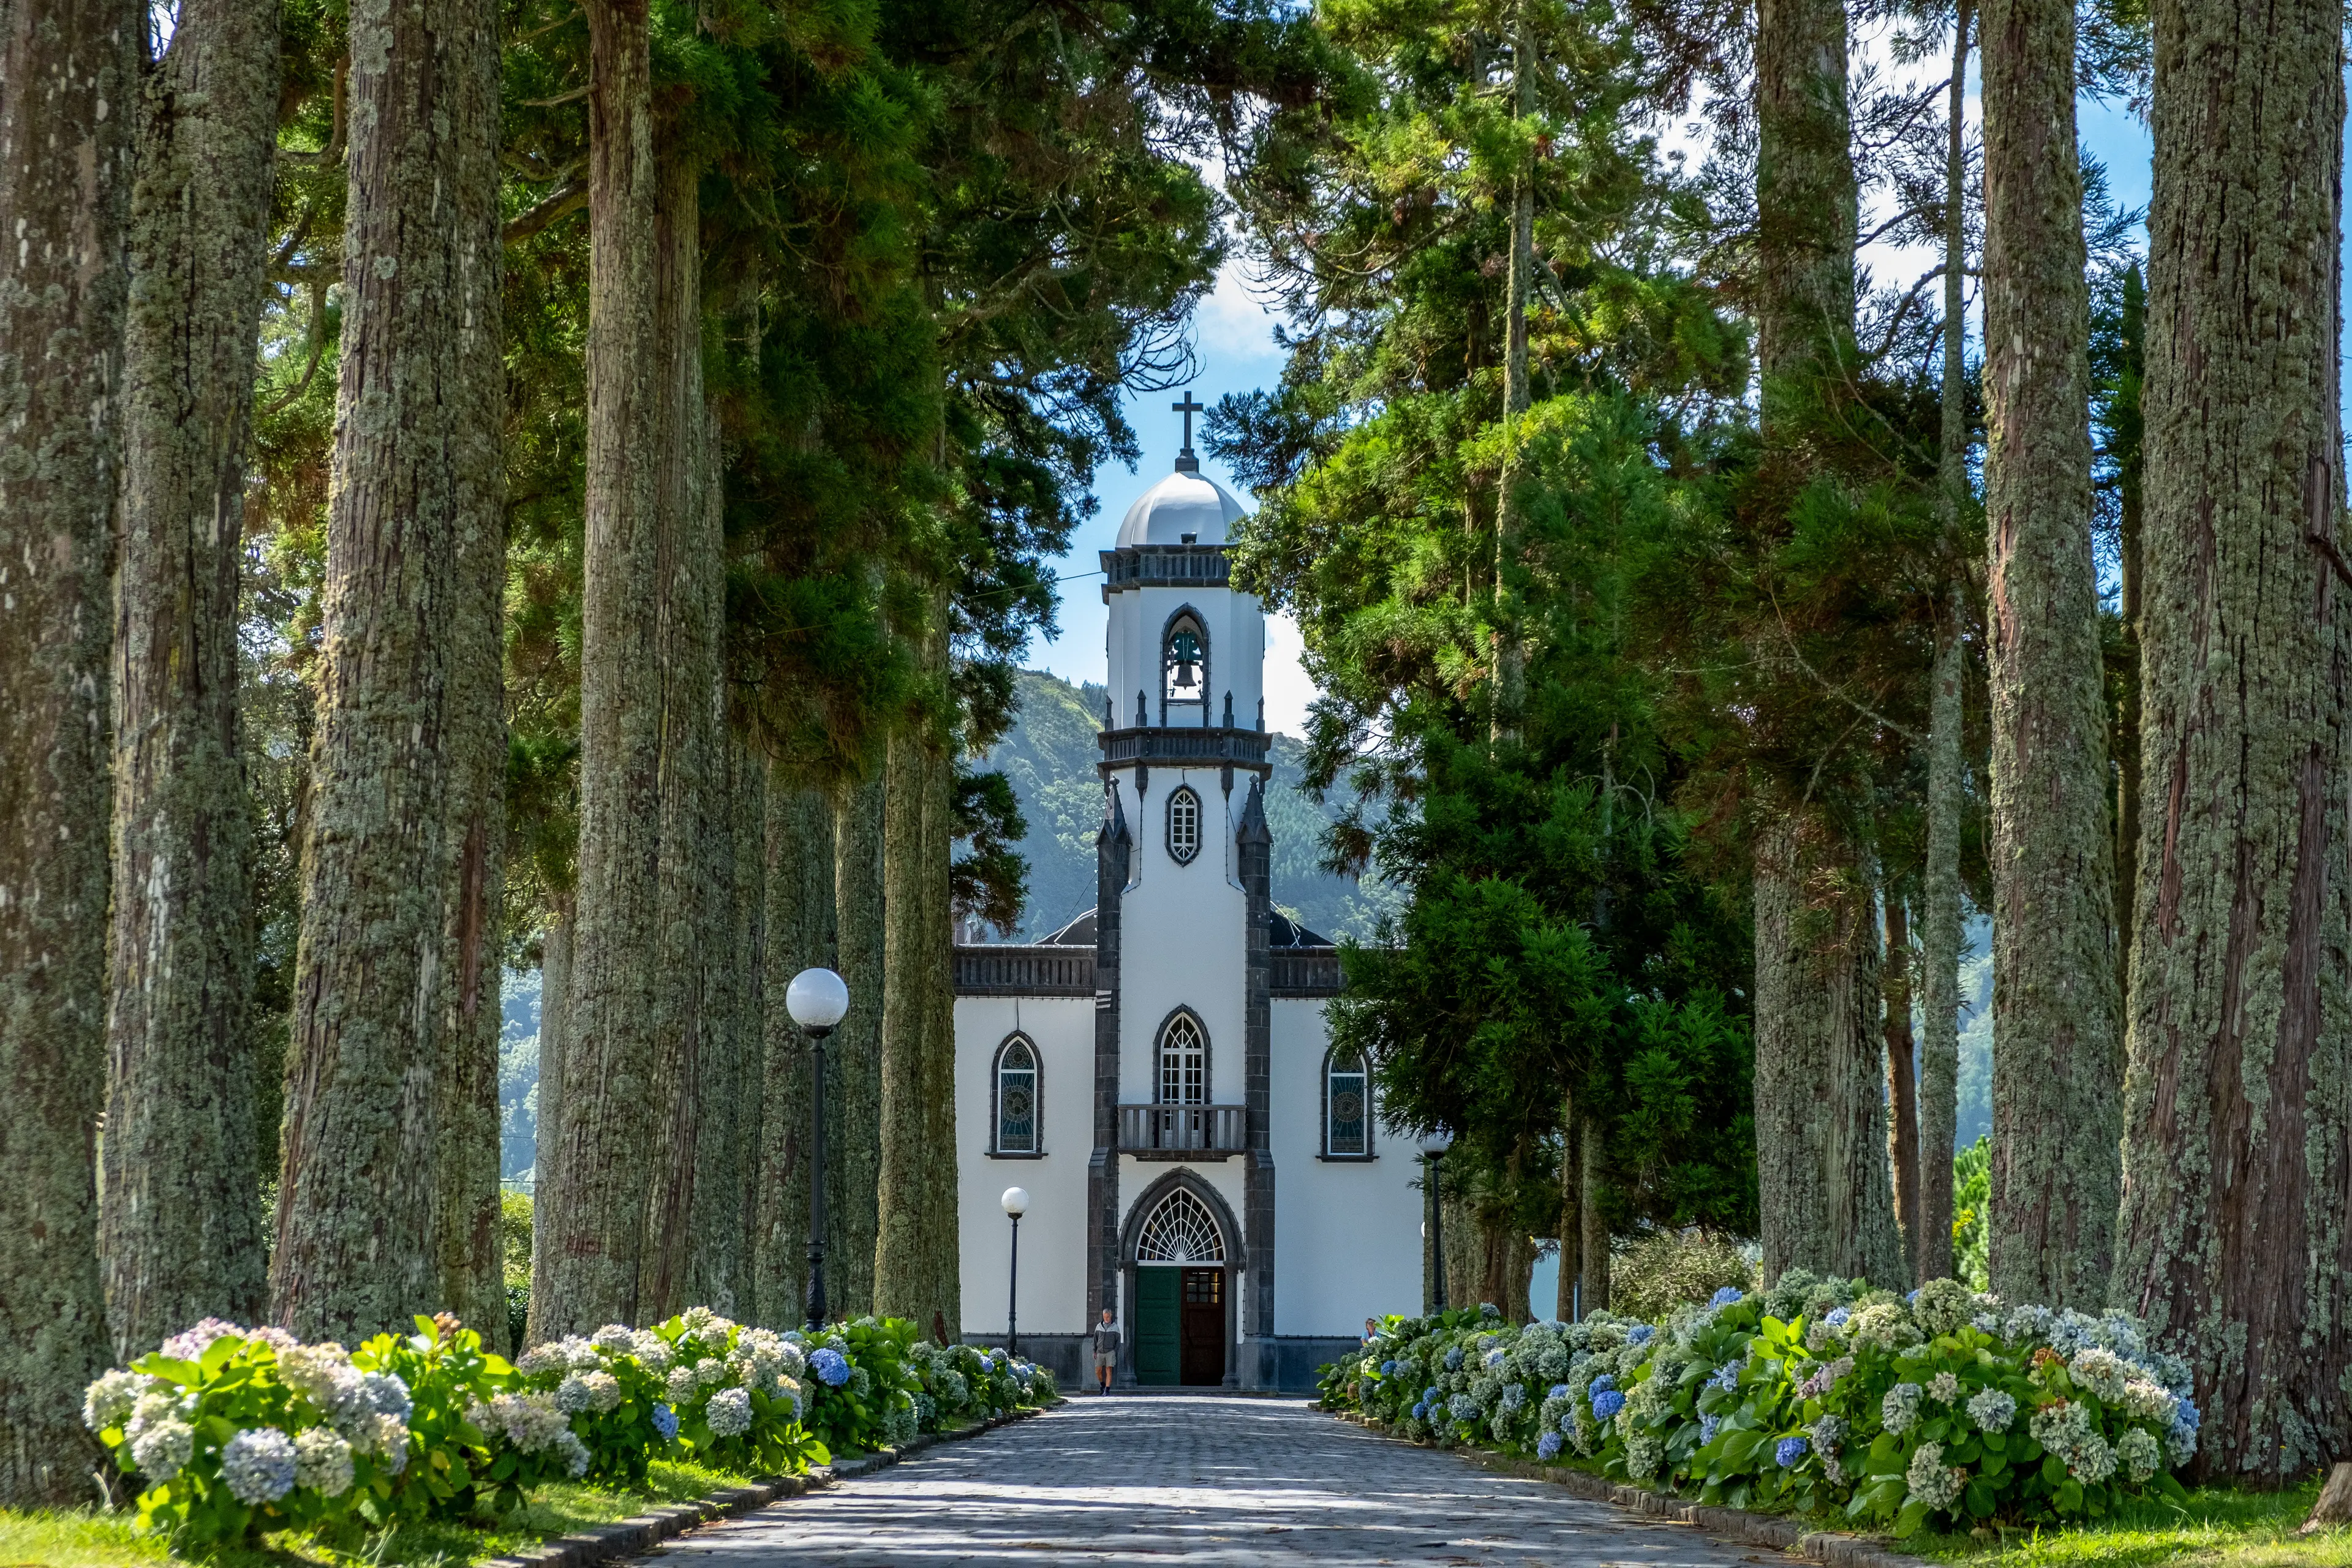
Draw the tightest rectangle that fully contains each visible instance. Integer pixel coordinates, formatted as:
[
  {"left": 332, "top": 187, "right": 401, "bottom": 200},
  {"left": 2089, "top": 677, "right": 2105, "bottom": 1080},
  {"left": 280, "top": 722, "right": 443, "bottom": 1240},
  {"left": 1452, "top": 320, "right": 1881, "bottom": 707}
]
[
  {"left": 1137, "top": 1189, "right": 1225, "bottom": 1263},
  {"left": 1327, "top": 1052, "right": 1368, "bottom": 1155},
  {"left": 997, "top": 1037, "right": 1038, "bottom": 1153}
]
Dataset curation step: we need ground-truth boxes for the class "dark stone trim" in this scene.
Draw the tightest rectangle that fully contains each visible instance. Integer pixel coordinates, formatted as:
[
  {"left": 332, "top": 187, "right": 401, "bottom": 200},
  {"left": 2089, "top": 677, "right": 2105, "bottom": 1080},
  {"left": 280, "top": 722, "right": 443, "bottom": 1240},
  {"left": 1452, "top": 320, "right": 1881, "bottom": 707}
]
[
  {"left": 1096, "top": 725, "right": 1271, "bottom": 775},
  {"left": 954, "top": 945, "right": 1096, "bottom": 997},
  {"left": 1088, "top": 783, "right": 1130, "bottom": 1331},
  {"left": 1098, "top": 543, "right": 1232, "bottom": 597},
  {"left": 1237, "top": 778, "right": 1277, "bottom": 1390}
]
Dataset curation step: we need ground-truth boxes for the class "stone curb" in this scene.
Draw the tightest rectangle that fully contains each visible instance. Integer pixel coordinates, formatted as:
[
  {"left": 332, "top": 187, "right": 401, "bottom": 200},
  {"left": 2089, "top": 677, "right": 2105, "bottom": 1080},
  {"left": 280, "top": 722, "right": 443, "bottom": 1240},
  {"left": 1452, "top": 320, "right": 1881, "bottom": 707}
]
[
  {"left": 1336, "top": 1410, "right": 1932, "bottom": 1568},
  {"left": 482, "top": 1402, "right": 1058, "bottom": 1568}
]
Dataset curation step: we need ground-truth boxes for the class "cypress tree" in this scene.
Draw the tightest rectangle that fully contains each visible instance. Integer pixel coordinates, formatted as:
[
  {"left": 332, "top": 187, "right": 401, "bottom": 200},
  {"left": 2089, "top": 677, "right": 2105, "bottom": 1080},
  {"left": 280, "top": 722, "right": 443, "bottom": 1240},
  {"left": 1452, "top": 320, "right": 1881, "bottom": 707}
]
[
  {"left": 0, "top": 0, "right": 138, "bottom": 1497},
  {"left": 1979, "top": 0, "right": 2119, "bottom": 1311},
  {"left": 102, "top": 0, "right": 277, "bottom": 1354},
  {"left": 753, "top": 776, "right": 832, "bottom": 1326},
  {"left": 2113, "top": 0, "right": 2352, "bottom": 1482},
  {"left": 271, "top": 0, "right": 503, "bottom": 1340}
]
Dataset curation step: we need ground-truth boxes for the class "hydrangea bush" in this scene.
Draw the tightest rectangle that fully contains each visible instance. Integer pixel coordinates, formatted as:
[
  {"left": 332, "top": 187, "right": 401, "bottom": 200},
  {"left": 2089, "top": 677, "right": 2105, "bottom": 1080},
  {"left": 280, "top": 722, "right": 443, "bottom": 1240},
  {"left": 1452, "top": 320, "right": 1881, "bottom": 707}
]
[
  {"left": 1326, "top": 1273, "right": 2198, "bottom": 1538},
  {"left": 88, "top": 1307, "right": 1055, "bottom": 1546}
]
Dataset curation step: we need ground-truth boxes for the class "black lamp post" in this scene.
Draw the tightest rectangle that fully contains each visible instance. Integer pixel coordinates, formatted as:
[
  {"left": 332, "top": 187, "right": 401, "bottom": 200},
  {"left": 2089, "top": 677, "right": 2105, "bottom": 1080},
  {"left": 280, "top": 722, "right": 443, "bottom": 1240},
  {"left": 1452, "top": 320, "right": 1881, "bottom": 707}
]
[
  {"left": 1419, "top": 1127, "right": 1454, "bottom": 1311},
  {"left": 1001, "top": 1186, "right": 1030, "bottom": 1356},
  {"left": 786, "top": 967, "right": 850, "bottom": 1329}
]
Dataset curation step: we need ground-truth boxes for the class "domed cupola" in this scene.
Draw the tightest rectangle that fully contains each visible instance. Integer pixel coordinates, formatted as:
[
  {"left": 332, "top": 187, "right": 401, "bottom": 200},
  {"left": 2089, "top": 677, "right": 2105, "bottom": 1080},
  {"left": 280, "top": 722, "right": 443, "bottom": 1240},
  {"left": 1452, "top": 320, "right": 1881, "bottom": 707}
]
[{"left": 1115, "top": 468, "right": 1250, "bottom": 548}]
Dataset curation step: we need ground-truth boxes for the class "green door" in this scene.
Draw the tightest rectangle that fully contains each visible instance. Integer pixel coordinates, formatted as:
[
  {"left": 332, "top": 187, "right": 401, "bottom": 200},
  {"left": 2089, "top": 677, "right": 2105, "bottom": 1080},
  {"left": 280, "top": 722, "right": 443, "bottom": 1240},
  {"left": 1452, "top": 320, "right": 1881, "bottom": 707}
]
[{"left": 1135, "top": 1267, "right": 1180, "bottom": 1385}]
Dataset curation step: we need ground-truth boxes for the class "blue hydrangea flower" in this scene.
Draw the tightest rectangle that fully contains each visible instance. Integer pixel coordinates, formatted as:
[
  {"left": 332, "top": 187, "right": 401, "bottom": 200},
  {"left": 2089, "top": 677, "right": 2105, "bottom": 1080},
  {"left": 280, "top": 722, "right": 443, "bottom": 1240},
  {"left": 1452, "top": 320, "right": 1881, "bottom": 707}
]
[
  {"left": 1709, "top": 1287, "right": 1744, "bottom": 1309},
  {"left": 1627, "top": 1325, "right": 1655, "bottom": 1348},
  {"left": 652, "top": 1403, "right": 680, "bottom": 1442},
  {"left": 1699, "top": 1414, "right": 1721, "bottom": 1446},
  {"left": 1548, "top": 1383, "right": 1570, "bottom": 1400},
  {"left": 1825, "top": 1306, "right": 1852, "bottom": 1330},
  {"left": 1706, "top": 1361, "right": 1740, "bottom": 1393},
  {"left": 811, "top": 1348, "right": 851, "bottom": 1387},
  {"left": 1381, "top": 1360, "right": 1398, "bottom": 1376},
  {"left": 1589, "top": 1373, "right": 1616, "bottom": 1395},
  {"left": 1424, "top": 1385, "right": 1440, "bottom": 1405},
  {"left": 1444, "top": 1346, "right": 1464, "bottom": 1371},
  {"left": 1536, "top": 1431, "right": 1564, "bottom": 1461},
  {"left": 1591, "top": 1389, "right": 1626, "bottom": 1420},
  {"left": 1775, "top": 1435, "right": 1809, "bottom": 1468},
  {"left": 1410, "top": 1403, "right": 1427, "bottom": 1422},
  {"left": 1484, "top": 1348, "right": 1506, "bottom": 1368}
]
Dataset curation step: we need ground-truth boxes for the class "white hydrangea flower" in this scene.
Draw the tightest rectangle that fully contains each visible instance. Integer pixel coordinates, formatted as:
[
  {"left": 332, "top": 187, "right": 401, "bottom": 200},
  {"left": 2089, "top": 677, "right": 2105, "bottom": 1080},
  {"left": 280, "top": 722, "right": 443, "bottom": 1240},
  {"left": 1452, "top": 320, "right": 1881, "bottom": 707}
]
[
  {"left": 484, "top": 1392, "right": 573, "bottom": 1453},
  {"left": 591, "top": 1324, "right": 635, "bottom": 1352},
  {"left": 2117, "top": 1379, "right": 2176, "bottom": 1425},
  {"left": 360, "top": 1371, "right": 413, "bottom": 1423},
  {"left": 1928, "top": 1371, "right": 1962, "bottom": 1405},
  {"left": 555, "top": 1374, "right": 597, "bottom": 1414},
  {"left": 2068, "top": 1347, "right": 2133, "bottom": 1404},
  {"left": 294, "top": 1428, "right": 355, "bottom": 1496},
  {"left": 667, "top": 1364, "right": 701, "bottom": 1404},
  {"left": 707, "top": 1386, "right": 752, "bottom": 1438},
  {"left": 1881, "top": 1382, "right": 1925, "bottom": 1436},
  {"left": 681, "top": 1306, "right": 718, "bottom": 1333},
  {"left": 129, "top": 1419, "right": 195, "bottom": 1482},
  {"left": 2116, "top": 1425, "right": 2162, "bottom": 1484},
  {"left": 1904, "top": 1441, "right": 1966, "bottom": 1511},
  {"left": 279, "top": 1344, "right": 371, "bottom": 1426},
  {"left": 579, "top": 1370, "right": 624, "bottom": 1412},
  {"left": 630, "top": 1330, "right": 673, "bottom": 1374},
  {"left": 1966, "top": 1388, "right": 2018, "bottom": 1433},
  {"left": 557, "top": 1430, "right": 591, "bottom": 1477},
  {"left": 696, "top": 1359, "right": 728, "bottom": 1387},
  {"left": 83, "top": 1369, "right": 145, "bottom": 1431},
  {"left": 128, "top": 1387, "right": 184, "bottom": 1435},
  {"left": 1844, "top": 1303, "right": 1923, "bottom": 1354},
  {"left": 221, "top": 1428, "right": 300, "bottom": 1505},
  {"left": 1624, "top": 1433, "right": 1664, "bottom": 1482}
]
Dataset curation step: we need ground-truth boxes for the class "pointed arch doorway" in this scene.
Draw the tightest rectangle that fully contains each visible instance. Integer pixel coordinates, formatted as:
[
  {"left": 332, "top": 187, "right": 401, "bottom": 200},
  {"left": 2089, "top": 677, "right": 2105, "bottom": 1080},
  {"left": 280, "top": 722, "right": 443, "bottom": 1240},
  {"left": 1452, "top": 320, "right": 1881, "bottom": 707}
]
[{"left": 1126, "top": 1182, "right": 1233, "bottom": 1386}]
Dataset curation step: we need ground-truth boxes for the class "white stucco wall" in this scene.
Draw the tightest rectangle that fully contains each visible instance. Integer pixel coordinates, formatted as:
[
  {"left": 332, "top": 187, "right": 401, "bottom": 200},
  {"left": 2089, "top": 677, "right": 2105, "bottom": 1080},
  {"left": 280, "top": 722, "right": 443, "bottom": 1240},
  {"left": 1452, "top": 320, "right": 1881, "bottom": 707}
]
[
  {"left": 956, "top": 995, "right": 1094, "bottom": 1337},
  {"left": 1269, "top": 999, "right": 1423, "bottom": 1335},
  {"left": 1105, "top": 582, "right": 1266, "bottom": 734},
  {"left": 1109, "top": 770, "right": 1251, "bottom": 1107}
]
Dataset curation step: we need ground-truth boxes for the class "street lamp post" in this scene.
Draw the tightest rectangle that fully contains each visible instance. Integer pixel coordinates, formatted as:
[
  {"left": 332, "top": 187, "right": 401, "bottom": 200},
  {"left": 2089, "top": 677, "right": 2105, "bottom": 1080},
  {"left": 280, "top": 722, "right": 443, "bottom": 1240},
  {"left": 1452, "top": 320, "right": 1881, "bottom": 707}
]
[
  {"left": 786, "top": 967, "right": 851, "bottom": 1330},
  {"left": 1419, "top": 1128, "right": 1455, "bottom": 1311},
  {"left": 1001, "top": 1187, "right": 1030, "bottom": 1357}
]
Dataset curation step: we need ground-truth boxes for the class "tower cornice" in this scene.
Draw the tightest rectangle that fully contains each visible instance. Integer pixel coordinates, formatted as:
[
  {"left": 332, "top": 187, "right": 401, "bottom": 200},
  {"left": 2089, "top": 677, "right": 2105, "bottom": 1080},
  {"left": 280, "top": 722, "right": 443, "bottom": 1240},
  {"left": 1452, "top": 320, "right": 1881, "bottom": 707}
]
[{"left": 1099, "top": 543, "right": 1232, "bottom": 599}]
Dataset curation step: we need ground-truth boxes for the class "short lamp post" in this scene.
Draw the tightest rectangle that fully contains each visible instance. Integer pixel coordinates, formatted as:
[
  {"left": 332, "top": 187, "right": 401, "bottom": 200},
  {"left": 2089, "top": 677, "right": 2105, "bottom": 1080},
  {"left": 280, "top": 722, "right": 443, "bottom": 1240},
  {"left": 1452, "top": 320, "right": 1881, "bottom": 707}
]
[
  {"left": 1001, "top": 1187, "right": 1030, "bottom": 1357},
  {"left": 786, "top": 967, "right": 851, "bottom": 1331},
  {"left": 1419, "top": 1128, "right": 1455, "bottom": 1311}
]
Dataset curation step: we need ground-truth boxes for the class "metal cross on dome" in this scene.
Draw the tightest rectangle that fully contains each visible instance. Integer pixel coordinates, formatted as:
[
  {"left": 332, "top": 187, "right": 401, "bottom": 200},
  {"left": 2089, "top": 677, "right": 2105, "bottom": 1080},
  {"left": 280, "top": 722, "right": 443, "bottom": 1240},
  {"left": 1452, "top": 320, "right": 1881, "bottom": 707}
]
[{"left": 1172, "top": 390, "right": 1204, "bottom": 457}]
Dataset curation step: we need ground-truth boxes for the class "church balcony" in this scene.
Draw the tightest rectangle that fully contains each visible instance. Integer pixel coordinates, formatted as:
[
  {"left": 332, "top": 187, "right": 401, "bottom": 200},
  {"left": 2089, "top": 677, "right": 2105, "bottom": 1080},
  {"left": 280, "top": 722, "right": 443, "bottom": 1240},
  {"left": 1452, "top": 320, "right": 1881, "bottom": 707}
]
[
  {"left": 1118, "top": 1103, "right": 1248, "bottom": 1159},
  {"left": 952, "top": 946, "right": 1096, "bottom": 997},
  {"left": 1096, "top": 725, "right": 1272, "bottom": 775}
]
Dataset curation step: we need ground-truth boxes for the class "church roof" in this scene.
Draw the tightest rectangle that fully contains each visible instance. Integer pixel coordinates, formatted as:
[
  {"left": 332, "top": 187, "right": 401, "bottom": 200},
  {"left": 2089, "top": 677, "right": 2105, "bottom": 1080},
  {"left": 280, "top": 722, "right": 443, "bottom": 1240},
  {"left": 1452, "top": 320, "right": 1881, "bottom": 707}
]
[
  {"left": 1035, "top": 905, "right": 1335, "bottom": 950},
  {"left": 1114, "top": 468, "right": 1250, "bottom": 548}
]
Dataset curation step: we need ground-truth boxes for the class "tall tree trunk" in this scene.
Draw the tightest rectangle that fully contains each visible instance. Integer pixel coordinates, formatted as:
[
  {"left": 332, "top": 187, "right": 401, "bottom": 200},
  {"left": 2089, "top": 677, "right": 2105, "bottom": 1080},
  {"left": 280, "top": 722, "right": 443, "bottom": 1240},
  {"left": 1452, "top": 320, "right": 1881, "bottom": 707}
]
[
  {"left": 1882, "top": 897, "right": 1921, "bottom": 1281},
  {"left": 1577, "top": 1119, "right": 1608, "bottom": 1314},
  {"left": 1980, "top": 0, "right": 2120, "bottom": 1313},
  {"left": 920, "top": 736, "right": 958, "bottom": 1341},
  {"left": 270, "top": 0, "right": 501, "bottom": 1341},
  {"left": 1553, "top": 1101, "right": 1579, "bottom": 1321},
  {"left": 432, "top": 150, "right": 510, "bottom": 1340},
  {"left": 754, "top": 776, "right": 831, "bottom": 1327},
  {"left": 1439, "top": 1188, "right": 1480, "bottom": 1314},
  {"left": 688, "top": 731, "right": 759, "bottom": 1317},
  {"left": 1422, "top": 1157, "right": 1442, "bottom": 1314},
  {"left": 1749, "top": 0, "right": 1897, "bottom": 1289},
  {"left": 830, "top": 772, "right": 886, "bottom": 1320},
  {"left": 0, "top": 0, "right": 137, "bottom": 1496},
  {"left": 1492, "top": 6, "right": 1536, "bottom": 725},
  {"left": 2111, "top": 263, "right": 2145, "bottom": 1008},
  {"left": 537, "top": 0, "right": 662, "bottom": 1337},
  {"left": 101, "top": 0, "right": 276, "bottom": 1358},
  {"left": 1752, "top": 816, "right": 1905, "bottom": 1283},
  {"left": 1915, "top": 1, "right": 1971, "bottom": 1289},
  {"left": 2115, "top": 0, "right": 2352, "bottom": 1483},
  {"left": 638, "top": 147, "right": 720, "bottom": 1323}
]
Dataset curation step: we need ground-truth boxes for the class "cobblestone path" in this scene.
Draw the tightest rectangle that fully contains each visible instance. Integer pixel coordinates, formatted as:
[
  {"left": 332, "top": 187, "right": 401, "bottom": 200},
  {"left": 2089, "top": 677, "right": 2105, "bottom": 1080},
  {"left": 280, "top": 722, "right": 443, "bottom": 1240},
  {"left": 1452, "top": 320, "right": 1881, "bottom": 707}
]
[{"left": 656, "top": 1396, "right": 1773, "bottom": 1568}]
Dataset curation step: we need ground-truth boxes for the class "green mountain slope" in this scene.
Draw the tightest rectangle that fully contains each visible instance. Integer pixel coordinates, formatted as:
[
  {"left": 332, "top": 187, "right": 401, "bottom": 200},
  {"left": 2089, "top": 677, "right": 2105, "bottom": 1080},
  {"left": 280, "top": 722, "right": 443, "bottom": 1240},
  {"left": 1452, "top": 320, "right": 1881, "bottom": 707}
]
[{"left": 984, "top": 668, "right": 1401, "bottom": 943}]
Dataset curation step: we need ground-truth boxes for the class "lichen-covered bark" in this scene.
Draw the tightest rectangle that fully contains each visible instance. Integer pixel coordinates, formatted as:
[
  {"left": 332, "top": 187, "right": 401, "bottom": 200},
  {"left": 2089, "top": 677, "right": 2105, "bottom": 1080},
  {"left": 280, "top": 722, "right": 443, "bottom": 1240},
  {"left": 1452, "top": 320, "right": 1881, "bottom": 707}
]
[
  {"left": 1979, "top": 0, "right": 2119, "bottom": 1313},
  {"left": 2111, "top": 265, "right": 2145, "bottom": 1007},
  {"left": 0, "top": 0, "right": 136, "bottom": 1497},
  {"left": 829, "top": 773, "right": 886, "bottom": 1319},
  {"left": 268, "top": 0, "right": 500, "bottom": 1343},
  {"left": 1752, "top": 815, "right": 1905, "bottom": 1284},
  {"left": 535, "top": 0, "right": 661, "bottom": 1336},
  {"left": 918, "top": 737, "right": 957, "bottom": 1341},
  {"left": 687, "top": 734, "right": 763, "bottom": 1316},
  {"left": 637, "top": 151, "right": 720, "bottom": 1322},
  {"left": 1578, "top": 1121, "right": 1609, "bottom": 1313},
  {"left": 752, "top": 777, "right": 830, "bottom": 1327},
  {"left": 1751, "top": 0, "right": 1855, "bottom": 429},
  {"left": 100, "top": 0, "right": 275, "bottom": 1357},
  {"left": 2114, "top": 0, "right": 2352, "bottom": 1483},
  {"left": 429, "top": 69, "right": 510, "bottom": 1343},
  {"left": 1915, "top": 3, "right": 1970, "bottom": 1287},
  {"left": 1882, "top": 899, "right": 1920, "bottom": 1281},
  {"left": 526, "top": 900, "right": 571, "bottom": 1343}
]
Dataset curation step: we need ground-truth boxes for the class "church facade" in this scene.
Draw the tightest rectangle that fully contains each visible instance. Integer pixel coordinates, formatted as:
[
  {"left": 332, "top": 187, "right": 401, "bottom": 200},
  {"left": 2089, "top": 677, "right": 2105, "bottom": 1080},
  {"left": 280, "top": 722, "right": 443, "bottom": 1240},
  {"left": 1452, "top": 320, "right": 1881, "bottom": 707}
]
[{"left": 951, "top": 423, "right": 1423, "bottom": 1391}]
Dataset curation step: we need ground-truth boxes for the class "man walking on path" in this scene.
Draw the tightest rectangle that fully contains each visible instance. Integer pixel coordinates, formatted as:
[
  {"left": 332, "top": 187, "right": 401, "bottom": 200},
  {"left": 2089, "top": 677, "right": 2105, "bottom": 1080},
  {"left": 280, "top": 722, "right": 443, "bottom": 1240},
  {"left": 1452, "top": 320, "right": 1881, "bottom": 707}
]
[{"left": 1093, "top": 1308, "right": 1120, "bottom": 1393}]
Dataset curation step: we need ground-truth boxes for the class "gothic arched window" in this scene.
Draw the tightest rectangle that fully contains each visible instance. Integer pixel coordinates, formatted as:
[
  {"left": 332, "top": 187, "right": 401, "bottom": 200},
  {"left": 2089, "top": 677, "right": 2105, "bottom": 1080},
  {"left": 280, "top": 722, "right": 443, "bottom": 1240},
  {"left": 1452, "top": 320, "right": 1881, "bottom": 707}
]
[
  {"left": 1158, "top": 1013, "right": 1207, "bottom": 1106},
  {"left": 1325, "top": 1050, "right": 1370, "bottom": 1156},
  {"left": 995, "top": 1036, "right": 1039, "bottom": 1153},
  {"left": 1166, "top": 786, "right": 1202, "bottom": 865},
  {"left": 1162, "top": 611, "right": 1208, "bottom": 716}
]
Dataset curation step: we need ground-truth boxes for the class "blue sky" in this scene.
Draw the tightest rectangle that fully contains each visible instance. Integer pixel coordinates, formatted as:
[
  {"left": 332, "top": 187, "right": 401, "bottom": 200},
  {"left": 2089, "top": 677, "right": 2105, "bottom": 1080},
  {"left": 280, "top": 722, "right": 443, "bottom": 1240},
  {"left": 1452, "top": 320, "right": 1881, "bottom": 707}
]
[{"left": 1016, "top": 58, "right": 2182, "bottom": 736}]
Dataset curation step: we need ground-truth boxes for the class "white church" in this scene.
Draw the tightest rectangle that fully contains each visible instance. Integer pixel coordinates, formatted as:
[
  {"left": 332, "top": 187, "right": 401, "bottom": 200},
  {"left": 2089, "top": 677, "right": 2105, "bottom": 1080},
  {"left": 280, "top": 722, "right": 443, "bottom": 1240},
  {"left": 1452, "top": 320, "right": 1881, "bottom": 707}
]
[{"left": 951, "top": 404, "right": 1424, "bottom": 1391}]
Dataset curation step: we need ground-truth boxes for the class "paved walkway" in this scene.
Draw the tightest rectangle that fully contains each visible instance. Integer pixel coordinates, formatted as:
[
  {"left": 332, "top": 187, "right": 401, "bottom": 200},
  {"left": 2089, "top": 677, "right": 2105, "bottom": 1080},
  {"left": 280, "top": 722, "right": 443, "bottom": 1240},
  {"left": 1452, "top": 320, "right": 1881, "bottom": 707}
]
[{"left": 655, "top": 1396, "right": 1771, "bottom": 1568}]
